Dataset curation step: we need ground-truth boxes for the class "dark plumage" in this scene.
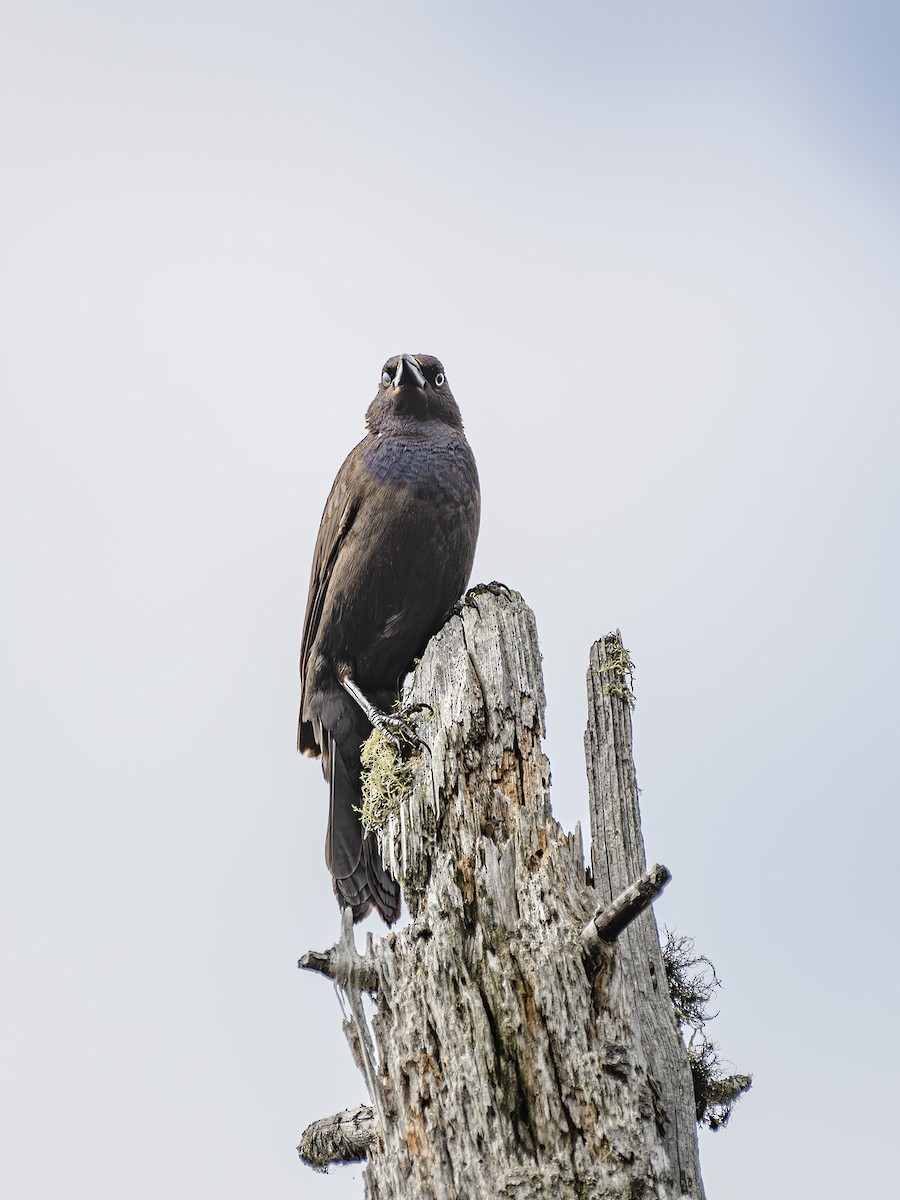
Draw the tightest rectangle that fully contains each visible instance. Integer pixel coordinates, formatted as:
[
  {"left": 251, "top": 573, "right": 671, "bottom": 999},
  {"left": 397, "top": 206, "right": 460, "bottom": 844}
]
[{"left": 298, "top": 353, "right": 480, "bottom": 923}]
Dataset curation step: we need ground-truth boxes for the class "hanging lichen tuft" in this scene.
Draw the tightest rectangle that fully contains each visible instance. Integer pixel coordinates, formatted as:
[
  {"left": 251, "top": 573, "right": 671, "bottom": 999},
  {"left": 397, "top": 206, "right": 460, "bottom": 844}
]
[
  {"left": 357, "top": 729, "right": 417, "bottom": 835},
  {"left": 662, "top": 929, "right": 752, "bottom": 1130}
]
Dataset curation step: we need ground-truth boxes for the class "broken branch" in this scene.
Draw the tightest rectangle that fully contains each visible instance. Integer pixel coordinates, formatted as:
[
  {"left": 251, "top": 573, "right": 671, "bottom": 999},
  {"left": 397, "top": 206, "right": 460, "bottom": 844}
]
[
  {"left": 298, "top": 1105, "right": 376, "bottom": 1170},
  {"left": 581, "top": 863, "right": 671, "bottom": 958}
]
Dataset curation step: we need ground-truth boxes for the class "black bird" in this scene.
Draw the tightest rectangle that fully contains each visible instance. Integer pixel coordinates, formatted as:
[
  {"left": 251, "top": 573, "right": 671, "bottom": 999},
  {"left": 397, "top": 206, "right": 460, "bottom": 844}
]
[{"left": 298, "top": 353, "right": 480, "bottom": 923}]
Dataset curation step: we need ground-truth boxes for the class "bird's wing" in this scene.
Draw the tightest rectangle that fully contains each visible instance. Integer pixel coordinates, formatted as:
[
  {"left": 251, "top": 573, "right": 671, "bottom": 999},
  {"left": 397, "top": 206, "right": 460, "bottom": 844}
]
[{"left": 298, "top": 458, "right": 363, "bottom": 749}]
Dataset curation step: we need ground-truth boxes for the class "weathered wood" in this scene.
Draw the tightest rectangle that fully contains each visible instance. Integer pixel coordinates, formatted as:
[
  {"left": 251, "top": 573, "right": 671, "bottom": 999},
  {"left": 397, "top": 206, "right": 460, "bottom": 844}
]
[
  {"left": 298, "top": 1105, "right": 376, "bottom": 1169},
  {"left": 298, "top": 910, "right": 379, "bottom": 992},
  {"left": 299, "top": 595, "right": 705, "bottom": 1198},
  {"left": 585, "top": 631, "right": 706, "bottom": 1199},
  {"left": 581, "top": 862, "right": 672, "bottom": 955}
]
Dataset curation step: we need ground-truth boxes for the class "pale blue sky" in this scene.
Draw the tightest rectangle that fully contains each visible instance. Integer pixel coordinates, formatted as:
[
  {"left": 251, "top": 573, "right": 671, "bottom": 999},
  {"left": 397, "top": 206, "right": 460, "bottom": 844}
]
[{"left": 2, "top": 4, "right": 898, "bottom": 1198}]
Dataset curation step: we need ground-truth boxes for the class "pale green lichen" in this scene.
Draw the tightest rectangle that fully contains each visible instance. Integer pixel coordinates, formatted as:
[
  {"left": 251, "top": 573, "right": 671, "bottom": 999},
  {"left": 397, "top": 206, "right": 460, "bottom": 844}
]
[
  {"left": 598, "top": 630, "right": 636, "bottom": 709},
  {"left": 357, "top": 729, "right": 417, "bottom": 834}
]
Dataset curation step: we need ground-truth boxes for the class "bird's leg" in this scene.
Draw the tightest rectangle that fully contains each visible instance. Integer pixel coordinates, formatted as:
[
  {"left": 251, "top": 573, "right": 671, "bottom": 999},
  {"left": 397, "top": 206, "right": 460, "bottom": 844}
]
[
  {"left": 340, "top": 676, "right": 430, "bottom": 752},
  {"left": 450, "top": 580, "right": 512, "bottom": 618}
]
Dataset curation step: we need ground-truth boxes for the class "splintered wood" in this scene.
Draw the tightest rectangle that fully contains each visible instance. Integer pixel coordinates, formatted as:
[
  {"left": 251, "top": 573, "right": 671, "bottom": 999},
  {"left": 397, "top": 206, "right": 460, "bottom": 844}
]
[{"left": 299, "top": 593, "right": 705, "bottom": 1199}]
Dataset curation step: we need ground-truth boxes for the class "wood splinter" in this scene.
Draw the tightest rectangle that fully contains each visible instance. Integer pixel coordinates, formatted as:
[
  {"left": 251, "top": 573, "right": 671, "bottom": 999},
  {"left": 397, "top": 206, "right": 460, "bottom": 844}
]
[
  {"left": 581, "top": 863, "right": 672, "bottom": 960},
  {"left": 298, "top": 1105, "right": 376, "bottom": 1170}
]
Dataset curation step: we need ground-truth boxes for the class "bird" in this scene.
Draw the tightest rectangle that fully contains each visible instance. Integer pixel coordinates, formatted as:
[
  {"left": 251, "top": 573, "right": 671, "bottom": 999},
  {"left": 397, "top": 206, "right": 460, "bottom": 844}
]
[{"left": 298, "top": 353, "right": 481, "bottom": 924}]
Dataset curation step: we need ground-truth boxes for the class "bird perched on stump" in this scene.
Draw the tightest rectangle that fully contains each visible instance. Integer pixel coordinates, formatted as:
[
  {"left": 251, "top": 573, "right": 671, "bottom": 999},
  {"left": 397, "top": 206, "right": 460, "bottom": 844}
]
[{"left": 298, "top": 353, "right": 481, "bottom": 924}]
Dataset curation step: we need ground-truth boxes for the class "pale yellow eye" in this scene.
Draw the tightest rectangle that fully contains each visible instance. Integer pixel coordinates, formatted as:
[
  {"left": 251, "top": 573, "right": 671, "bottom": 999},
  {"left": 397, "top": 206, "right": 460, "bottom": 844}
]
[
  {"left": 435, "top": 373, "right": 445, "bottom": 387},
  {"left": 381, "top": 370, "right": 392, "bottom": 386}
]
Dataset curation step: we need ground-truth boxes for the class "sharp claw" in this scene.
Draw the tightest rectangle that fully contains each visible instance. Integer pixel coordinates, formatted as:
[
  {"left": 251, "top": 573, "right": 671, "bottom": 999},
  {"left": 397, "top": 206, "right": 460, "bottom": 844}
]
[
  {"left": 451, "top": 581, "right": 511, "bottom": 619},
  {"left": 482, "top": 580, "right": 511, "bottom": 597},
  {"left": 372, "top": 701, "right": 432, "bottom": 755}
]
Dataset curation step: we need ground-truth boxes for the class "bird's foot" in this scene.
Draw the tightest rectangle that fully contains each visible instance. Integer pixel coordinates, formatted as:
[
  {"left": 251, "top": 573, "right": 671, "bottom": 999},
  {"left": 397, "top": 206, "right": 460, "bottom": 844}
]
[
  {"left": 342, "top": 676, "right": 431, "bottom": 753},
  {"left": 371, "top": 701, "right": 432, "bottom": 754},
  {"left": 451, "top": 580, "right": 512, "bottom": 618}
]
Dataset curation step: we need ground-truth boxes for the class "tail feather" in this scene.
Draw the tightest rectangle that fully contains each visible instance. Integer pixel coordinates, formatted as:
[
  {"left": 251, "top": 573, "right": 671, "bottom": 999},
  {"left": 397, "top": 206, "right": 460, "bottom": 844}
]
[
  {"left": 362, "top": 833, "right": 401, "bottom": 924},
  {"left": 327, "top": 734, "right": 400, "bottom": 925}
]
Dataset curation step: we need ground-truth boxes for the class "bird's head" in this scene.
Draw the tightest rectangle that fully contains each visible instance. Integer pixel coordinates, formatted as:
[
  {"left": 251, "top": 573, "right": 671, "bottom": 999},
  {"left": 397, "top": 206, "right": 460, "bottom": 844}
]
[{"left": 365, "top": 353, "right": 464, "bottom": 432}]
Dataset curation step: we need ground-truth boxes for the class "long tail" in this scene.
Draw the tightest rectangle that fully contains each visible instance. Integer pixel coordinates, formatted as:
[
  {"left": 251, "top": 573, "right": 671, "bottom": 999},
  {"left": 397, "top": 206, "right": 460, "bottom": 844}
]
[{"left": 326, "top": 733, "right": 401, "bottom": 924}]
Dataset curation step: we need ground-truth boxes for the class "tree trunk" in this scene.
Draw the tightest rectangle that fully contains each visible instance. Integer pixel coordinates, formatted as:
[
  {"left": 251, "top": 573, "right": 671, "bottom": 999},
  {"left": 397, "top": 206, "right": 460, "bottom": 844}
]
[{"left": 299, "top": 591, "right": 705, "bottom": 1198}]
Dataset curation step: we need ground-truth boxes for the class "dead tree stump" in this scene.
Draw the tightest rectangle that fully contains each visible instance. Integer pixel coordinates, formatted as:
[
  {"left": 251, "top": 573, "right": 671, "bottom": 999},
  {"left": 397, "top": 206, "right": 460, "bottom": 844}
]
[{"left": 299, "top": 590, "right": 705, "bottom": 1199}]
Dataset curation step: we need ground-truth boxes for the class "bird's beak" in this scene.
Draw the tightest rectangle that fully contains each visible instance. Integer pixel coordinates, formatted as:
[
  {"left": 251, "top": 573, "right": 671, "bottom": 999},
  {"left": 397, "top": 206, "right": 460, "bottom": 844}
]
[{"left": 393, "top": 354, "right": 427, "bottom": 392}]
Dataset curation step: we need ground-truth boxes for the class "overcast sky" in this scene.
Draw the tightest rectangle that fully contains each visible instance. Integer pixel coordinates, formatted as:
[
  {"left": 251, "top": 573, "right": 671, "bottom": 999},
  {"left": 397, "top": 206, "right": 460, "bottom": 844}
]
[{"left": 2, "top": 3, "right": 899, "bottom": 1197}]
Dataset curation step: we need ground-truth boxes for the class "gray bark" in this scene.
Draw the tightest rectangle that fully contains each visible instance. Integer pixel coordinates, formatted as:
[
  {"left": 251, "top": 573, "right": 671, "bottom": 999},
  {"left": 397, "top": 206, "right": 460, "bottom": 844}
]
[{"left": 299, "top": 592, "right": 705, "bottom": 1198}]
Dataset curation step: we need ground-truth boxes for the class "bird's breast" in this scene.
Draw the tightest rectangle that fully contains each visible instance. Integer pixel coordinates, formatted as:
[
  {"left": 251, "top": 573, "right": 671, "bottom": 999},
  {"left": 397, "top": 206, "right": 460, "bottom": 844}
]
[{"left": 360, "top": 432, "right": 477, "bottom": 502}]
